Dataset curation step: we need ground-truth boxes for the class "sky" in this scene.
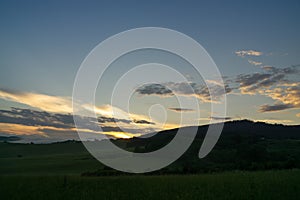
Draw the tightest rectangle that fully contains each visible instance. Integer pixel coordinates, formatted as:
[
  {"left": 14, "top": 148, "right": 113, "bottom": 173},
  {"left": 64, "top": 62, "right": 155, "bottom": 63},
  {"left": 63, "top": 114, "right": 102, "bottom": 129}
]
[{"left": 0, "top": 0, "right": 300, "bottom": 142}]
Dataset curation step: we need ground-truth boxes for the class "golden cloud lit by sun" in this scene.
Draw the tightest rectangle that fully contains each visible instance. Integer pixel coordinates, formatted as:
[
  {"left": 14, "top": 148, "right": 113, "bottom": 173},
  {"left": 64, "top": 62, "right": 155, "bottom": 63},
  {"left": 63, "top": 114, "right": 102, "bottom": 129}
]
[{"left": 0, "top": 89, "right": 73, "bottom": 113}]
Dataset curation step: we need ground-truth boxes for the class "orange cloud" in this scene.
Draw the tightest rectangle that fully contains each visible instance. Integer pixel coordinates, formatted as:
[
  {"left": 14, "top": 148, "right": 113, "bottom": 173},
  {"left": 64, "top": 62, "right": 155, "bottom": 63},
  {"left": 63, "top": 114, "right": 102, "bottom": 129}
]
[
  {"left": 264, "top": 87, "right": 300, "bottom": 108},
  {"left": 0, "top": 122, "right": 142, "bottom": 139},
  {"left": 0, "top": 123, "right": 47, "bottom": 136},
  {"left": 252, "top": 119, "right": 293, "bottom": 124},
  {"left": 248, "top": 59, "right": 262, "bottom": 66},
  {"left": 0, "top": 89, "right": 187, "bottom": 138},
  {"left": 0, "top": 89, "right": 72, "bottom": 113},
  {"left": 104, "top": 131, "right": 141, "bottom": 139},
  {"left": 235, "top": 50, "right": 263, "bottom": 57},
  {"left": 88, "top": 104, "right": 182, "bottom": 131}
]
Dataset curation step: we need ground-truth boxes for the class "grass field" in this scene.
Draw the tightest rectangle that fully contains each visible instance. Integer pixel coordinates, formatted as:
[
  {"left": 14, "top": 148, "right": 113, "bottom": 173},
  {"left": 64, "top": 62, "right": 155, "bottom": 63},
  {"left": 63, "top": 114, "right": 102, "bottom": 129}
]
[
  {"left": 0, "top": 142, "right": 102, "bottom": 175},
  {"left": 0, "top": 139, "right": 299, "bottom": 200},
  {"left": 0, "top": 170, "right": 299, "bottom": 200}
]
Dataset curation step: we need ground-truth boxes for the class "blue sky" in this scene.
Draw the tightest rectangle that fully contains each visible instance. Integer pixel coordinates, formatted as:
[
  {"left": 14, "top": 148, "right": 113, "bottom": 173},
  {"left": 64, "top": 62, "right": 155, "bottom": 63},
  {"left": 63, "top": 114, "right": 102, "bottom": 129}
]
[{"left": 0, "top": 0, "right": 299, "bottom": 142}]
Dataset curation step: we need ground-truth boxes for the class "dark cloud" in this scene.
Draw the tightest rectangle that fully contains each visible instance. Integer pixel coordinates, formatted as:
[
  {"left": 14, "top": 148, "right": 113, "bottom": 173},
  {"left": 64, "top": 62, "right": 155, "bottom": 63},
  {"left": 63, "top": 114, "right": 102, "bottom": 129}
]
[
  {"left": 135, "top": 81, "right": 230, "bottom": 103},
  {"left": 0, "top": 107, "right": 74, "bottom": 129},
  {"left": 236, "top": 73, "right": 272, "bottom": 88},
  {"left": 135, "top": 84, "right": 173, "bottom": 96},
  {"left": 133, "top": 119, "right": 155, "bottom": 125},
  {"left": 168, "top": 108, "right": 195, "bottom": 112},
  {"left": 134, "top": 66, "right": 299, "bottom": 112},
  {"left": 0, "top": 108, "right": 152, "bottom": 139},
  {"left": 226, "top": 65, "right": 300, "bottom": 113},
  {"left": 97, "top": 116, "right": 132, "bottom": 124},
  {"left": 235, "top": 50, "right": 262, "bottom": 57},
  {"left": 258, "top": 103, "right": 294, "bottom": 112},
  {"left": 275, "top": 65, "right": 299, "bottom": 74},
  {"left": 211, "top": 116, "right": 232, "bottom": 120},
  {"left": 261, "top": 66, "right": 275, "bottom": 71},
  {"left": 241, "top": 74, "right": 285, "bottom": 93},
  {"left": 0, "top": 108, "right": 150, "bottom": 129},
  {"left": 234, "top": 65, "right": 300, "bottom": 94}
]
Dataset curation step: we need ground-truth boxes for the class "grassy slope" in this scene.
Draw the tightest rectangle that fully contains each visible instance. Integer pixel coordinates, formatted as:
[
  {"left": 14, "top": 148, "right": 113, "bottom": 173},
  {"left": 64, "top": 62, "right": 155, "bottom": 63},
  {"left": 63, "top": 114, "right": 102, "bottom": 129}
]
[
  {"left": 0, "top": 142, "right": 102, "bottom": 175},
  {"left": 0, "top": 138, "right": 300, "bottom": 175},
  {"left": 1, "top": 122, "right": 300, "bottom": 200},
  {"left": 0, "top": 170, "right": 299, "bottom": 200}
]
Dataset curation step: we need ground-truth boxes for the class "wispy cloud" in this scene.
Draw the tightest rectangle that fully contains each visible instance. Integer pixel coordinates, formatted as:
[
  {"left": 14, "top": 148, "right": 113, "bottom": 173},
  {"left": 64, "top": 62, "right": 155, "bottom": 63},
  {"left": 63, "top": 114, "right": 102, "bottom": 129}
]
[
  {"left": 258, "top": 103, "right": 294, "bottom": 112},
  {"left": 0, "top": 123, "right": 48, "bottom": 136},
  {"left": 252, "top": 119, "right": 293, "bottom": 124},
  {"left": 168, "top": 108, "right": 195, "bottom": 112},
  {"left": 235, "top": 50, "right": 263, "bottom": 57},
  {"left": 261, "top": 86, "right": 300, "bottom": 112},
  {"left": 198, "top": 116, "right": 232, "bottom": 122},
  {"left": 0, "top": 107, "right": 153, "bottom": 139},
  {"left": 0, "top": 89, "right": 72, "bottom": 113},
  {"left": 231, "top": 65, "right": 300, "bottom": 112},
  {"left": 135, "top": 84, "right": 173, "bottom": 96},
  {"left": 248, "top": 59, "right": 262, "bottom": 66},
  {"left": 83, "top": 104, "right": 155, "bottom": 125},
  {"left": 135, "top": 81, "right": 231, "bottom": 103},
  {"left": 0, "top": 89, "right": 165, "bottom": 138},
  {"left": 261, "top": 65, "right": 275, "bottom": 71},
  {"left": 0, "top": 104, "right": 180, "bottom": 141},
  {"left": 234, "top": 65, "right": 299, "bottom": 95},
  {"left": 210, "top": 116, "right": 232, "bottom": 120}
]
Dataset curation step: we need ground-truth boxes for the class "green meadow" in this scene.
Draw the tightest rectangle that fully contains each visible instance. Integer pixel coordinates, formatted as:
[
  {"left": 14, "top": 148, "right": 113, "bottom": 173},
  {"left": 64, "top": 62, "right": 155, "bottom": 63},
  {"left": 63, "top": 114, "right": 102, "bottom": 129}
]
[
  {"left": 1, "top": 170, "right": 300, "bottom": 200},
  {"left": 1, "top": 121, "right": 300, "bottom": 200},
  {"left": 0, "top": 140, "right": 300, "bottom": 200}
]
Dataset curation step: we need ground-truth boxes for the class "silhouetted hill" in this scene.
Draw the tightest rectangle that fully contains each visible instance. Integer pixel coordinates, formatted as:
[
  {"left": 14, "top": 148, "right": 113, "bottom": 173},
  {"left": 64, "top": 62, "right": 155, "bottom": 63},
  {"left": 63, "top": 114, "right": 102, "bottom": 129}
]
[
  {"left": 1, "top": 120, "right": 299, "bottom": 176},
  {"left": 139, "top": 119, "right": 300, "bottom": 140},
  {"left": 101, "top": 120, "right": 300, "bottom": 175},
  {"left": 0, "top": 136, "right": 20, "bottom": 142},
  {"left": 120, "top": 120, "right": 300, "bottom": 151}
]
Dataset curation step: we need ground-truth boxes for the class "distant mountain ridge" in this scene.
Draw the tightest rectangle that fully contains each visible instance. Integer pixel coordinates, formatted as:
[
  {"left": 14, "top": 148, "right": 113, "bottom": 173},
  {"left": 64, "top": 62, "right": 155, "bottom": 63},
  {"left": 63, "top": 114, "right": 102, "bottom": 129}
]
[
  {"left": 144, "top": 119, "right": 300, "bottom": 140},
  {"left": 1, "top": 120, "right": 299, "bottom": 175},
  {"left": 1, "top": 120, "right": 299, "bottom": 144}
]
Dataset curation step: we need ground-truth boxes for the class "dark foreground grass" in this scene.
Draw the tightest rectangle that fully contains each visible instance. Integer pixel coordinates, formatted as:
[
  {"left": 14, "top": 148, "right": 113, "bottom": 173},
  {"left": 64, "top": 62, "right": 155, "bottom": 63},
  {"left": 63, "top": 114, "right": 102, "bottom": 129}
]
[{"left": 0, "top": 170, "right": 299, "bottom": 200}]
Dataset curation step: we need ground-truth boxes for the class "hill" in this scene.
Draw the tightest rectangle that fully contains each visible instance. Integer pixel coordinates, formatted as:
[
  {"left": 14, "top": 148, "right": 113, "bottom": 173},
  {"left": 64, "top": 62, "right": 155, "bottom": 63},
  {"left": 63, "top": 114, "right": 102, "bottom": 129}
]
[{"left": 0, "top": 120, "right": 300, "bottom": 175}]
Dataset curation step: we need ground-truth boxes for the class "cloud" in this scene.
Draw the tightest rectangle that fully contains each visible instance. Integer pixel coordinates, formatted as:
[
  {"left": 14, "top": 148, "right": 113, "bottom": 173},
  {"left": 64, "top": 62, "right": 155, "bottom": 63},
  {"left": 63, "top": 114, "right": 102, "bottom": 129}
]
[
  {"left": 0, "top": 107, "right": 145, "bottom": 135},
  {"left": 168, "top": 108, "right": 195, "bottom": 112},
  {"left": 258, "top": 103, "right": 294, "bottom": 112},
  {"left": 135, "top": 84, "right": 173, "bottom": 96},
  {"left": 263, "top": 86, "right": 300, "bottom": 109},
  {"left": 235, "top": 50, "right": 263, "bottom": 57},
  {"left": 0, "top": 122, "right": 140, "bottom": 142},
  {"left": 198, "top": 116, "right": 232, "bottom": 121},
  {"left": 102, "top": 131, "right": 140, "bottom": 139},
  {"left": 235, "top": 73, "right": 275, "bottom": 94},
  {"left": 248, "top": 59, "right": 262, "bottom": 66},
  {"left": 135, "top": 81, "right": 230, "bottom": 103},
  {"left": 234, "top": 65, "right": 299, "bottom": 95},
  {"left": 0, "top": 107, "right": 156, "bottom": 135},
  {"left": 229, "top": 65, "right": 300, "bottom": 113},
  {"left": 84, "top": 104, "right": 154, "bottom": 124},
  {"left": 0, "top": 89, "right": 72, "bottom": 113},
  {"left": 0, "top": 105, "right": 179, "bottom": 142},
  {"left": 210, "top": 116, "right": 232, "bottom": 120},
  {"left": 0, "top": 123, "right": 47, "bottom": 136},
  {"left": 261, "top": 65, "right": 275, "bottom": 71},
  {"left": 0, "top": 90, "right": 158, "bottom": 135},
  {"left": 236, "top": 73, "right": 272, "bottom": 91},
  {"left": 253, "top": 119, "right": 293, "bottom": 124},
  {"left": 0, "top": 107, "right": 74, "bottom": 129},
  {"left": 133, "top": 119, "right": 155, "bottom": 125},
  {"left": 0, "top": 86, "right": 179, "bottom": 140}
]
